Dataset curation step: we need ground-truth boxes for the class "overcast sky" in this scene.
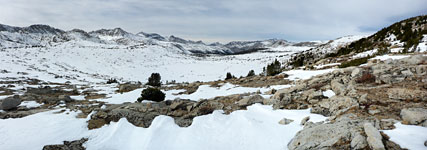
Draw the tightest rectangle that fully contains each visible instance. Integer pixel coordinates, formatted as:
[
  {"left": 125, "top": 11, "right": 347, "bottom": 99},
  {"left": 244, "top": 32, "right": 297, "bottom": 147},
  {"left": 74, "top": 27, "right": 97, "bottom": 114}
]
[{"left": 0, "top": 0, "right": 426, "bottom": 43}]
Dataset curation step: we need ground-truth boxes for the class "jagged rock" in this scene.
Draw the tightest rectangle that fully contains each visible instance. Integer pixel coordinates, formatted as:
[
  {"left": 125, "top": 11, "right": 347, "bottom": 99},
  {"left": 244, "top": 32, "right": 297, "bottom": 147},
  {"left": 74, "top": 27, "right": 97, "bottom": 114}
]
[
  {"left": 307, "top": 90, "right": 324, "bottom": 100},
  {"left": 58, "top": 95, "right": 73, "bottom": 103},
  {"left": 318, "top": 96, "right": 358, "bottom": 116},
  {"left": 401, "top": 108, "right": 427, "bottom": 125},
  {"left": 351, "top": 68, "right": 362, "bottom": 77},
  {"left": 288, "top": 120, "right": 364, "bottom": 150},
  {"left": 43, "top": 138, "right": 87, "bottom": 150},
  {"left": 278, "top": 118, "right": 294, "bottom": 125},
  {"left": 237, "top": 95, "right": 264, "bottom": 106},
  {"left": 400, "top": 55, "right": 426, "bottom": 65},
  {"left": 1, "top": 95, "right": 21, "bottom": 110},
  {"left": 351, "top": 133, "right": 368, "bottom": 150},
  {"left": 380, "top": 119, "right": 397, "bottom": 130},
  {"left": 364, "top": 123, "right": 385, "bottom": 150},
  {"left": 331, "top": 79, "right": 346, "bottom": 95},
  {"left": 300, "top": 116, "right": 310, "bottom": 125}
]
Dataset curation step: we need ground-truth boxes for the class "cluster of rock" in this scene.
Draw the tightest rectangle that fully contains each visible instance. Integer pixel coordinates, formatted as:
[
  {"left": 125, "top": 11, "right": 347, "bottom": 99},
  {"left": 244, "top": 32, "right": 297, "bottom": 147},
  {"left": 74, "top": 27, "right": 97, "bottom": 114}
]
[
  {"left": 42, "top": 138, "right": 87, "bottom": 150},
  {"left": 88, "top": 94, "right": 265, "bottom": 129},
  {"left": 268, "top": 55, "right": 426, "bottom": 149}
]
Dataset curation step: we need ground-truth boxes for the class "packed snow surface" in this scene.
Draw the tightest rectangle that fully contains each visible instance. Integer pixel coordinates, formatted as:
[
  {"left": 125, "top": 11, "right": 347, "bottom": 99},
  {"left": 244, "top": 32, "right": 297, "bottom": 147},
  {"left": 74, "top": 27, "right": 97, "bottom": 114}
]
[
  {"left": 0, "top": 104, "right": 327, "bottom": 150},
  {"left": 322, "top": 90, "right": 335, "bottom": 98},
  {"left": 97, "top": 83, "right": 292, "bottom": 104},
  {"left": 0, "top": 41, "right": 312, "bottom": 84},
  {"left": 370, "top": 55, "right": 410, "bottom": 61},
  {"left": 283, "top": 69, "right": 335, "bottom": 81},
  {"left": 19, "top": 101, "right": 43, "bottom": 108},
  {"left": 383, "top": 123, "right": 427, "bottom": 150}
]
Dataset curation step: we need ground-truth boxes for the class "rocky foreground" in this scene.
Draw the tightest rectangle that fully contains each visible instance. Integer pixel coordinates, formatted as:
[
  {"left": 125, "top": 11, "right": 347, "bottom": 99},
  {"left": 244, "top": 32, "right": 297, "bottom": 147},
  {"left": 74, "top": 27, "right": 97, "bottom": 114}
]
[{"left": 0, "top": 54, "right": 426, "bottom": 150}]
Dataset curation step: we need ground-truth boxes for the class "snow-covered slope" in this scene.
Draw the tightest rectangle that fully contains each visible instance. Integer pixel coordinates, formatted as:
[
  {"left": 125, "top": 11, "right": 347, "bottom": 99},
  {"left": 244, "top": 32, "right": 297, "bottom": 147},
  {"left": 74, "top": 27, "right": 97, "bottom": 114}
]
[{"left": 0, "top": 23, "right": 321, "bottom": 83}]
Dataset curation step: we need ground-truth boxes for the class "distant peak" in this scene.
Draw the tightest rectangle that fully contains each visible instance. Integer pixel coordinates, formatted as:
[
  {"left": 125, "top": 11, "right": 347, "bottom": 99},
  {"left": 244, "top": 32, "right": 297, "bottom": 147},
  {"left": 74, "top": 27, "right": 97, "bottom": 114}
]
[{"left": 90, "top": 28, "right": 129, "bottom": 36}]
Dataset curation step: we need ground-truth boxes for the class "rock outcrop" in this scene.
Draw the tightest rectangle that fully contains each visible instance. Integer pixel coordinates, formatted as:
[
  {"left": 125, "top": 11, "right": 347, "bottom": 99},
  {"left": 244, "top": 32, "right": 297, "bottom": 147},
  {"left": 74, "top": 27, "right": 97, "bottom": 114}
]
[{"left": 0, "top": 95, "right": 21, "bottom": 110}]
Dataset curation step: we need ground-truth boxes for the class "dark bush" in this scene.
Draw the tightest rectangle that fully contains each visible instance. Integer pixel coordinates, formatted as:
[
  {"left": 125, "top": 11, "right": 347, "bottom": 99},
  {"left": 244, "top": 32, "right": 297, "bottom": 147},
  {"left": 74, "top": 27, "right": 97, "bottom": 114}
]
[
  {"left": 338, "top": 57, "right": 370, "bottom": 68},
  {"left": 247, "top": 70, "right": 255, "bottom": 77},
  {"left": 147, "top": 73, "right": 161, "bottom": 87},
  {"left": 106, "top": 78, "right": 118, "bottom": 84},
  {"left": 225, "top": 72, "right": 234, "bottom": 80},
  {"left": 356, "top": 73, "right": 376, "bottom": 83},
  {"left": 137, "top": 88, "right": 165, "bottom": 102},
  {"left": 266, "top": 59, "right": 281, "bottom": 76}
]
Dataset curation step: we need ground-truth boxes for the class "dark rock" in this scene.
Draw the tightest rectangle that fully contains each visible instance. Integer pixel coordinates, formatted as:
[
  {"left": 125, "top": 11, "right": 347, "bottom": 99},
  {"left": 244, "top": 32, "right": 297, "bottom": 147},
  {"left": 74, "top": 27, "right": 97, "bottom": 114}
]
[
  {"left": 1, "top": 95, "right": 21, "bottom": 110},
  {"left": 42, "top": 138, "right": 88, "bottom": 150}
]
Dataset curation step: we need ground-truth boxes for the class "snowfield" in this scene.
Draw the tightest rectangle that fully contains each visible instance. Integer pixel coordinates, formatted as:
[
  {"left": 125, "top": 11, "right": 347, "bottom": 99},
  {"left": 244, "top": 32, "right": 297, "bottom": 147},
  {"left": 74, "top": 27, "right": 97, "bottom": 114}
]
[
  {"left": 0, "top": 41, "right": 312, "bottom": 84},
  {"left": 0, "top": 104, "right": 327, "bottom": 150}
]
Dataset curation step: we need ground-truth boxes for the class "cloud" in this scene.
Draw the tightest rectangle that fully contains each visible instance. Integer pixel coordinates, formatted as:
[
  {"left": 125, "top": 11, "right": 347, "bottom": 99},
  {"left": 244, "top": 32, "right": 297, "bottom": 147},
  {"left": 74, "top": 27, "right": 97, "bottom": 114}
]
[{"left": 0, "top": 0, "right": 425, "bottom": 43}]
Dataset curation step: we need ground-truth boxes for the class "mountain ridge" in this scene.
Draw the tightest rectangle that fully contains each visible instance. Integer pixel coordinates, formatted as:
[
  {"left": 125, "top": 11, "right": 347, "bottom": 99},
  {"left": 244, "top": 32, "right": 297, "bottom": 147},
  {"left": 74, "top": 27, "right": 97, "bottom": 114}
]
[{"left": 0, "top": 23, "right": 323, "bottom": 55}]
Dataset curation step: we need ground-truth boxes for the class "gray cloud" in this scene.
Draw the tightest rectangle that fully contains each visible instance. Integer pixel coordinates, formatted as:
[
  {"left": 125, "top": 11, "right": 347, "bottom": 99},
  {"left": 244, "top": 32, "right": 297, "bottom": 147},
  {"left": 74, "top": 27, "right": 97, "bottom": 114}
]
[{"left": 0, "top": 0, "right": 426, "bottom": 43}]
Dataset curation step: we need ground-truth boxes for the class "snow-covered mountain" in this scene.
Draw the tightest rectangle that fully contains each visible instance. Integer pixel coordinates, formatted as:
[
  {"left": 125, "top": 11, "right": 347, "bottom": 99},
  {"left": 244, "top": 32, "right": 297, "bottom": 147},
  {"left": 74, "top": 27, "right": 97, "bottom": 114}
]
[{"left": 0, "top": 23, "right": 321, "bottom": 55}]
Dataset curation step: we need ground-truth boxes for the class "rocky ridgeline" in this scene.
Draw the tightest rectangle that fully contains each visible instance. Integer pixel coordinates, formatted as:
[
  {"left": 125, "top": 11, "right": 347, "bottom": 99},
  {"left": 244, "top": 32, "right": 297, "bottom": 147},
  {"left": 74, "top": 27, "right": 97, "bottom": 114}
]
[{"left": 268, "top": 54, "right": 426, "bottom": 149}]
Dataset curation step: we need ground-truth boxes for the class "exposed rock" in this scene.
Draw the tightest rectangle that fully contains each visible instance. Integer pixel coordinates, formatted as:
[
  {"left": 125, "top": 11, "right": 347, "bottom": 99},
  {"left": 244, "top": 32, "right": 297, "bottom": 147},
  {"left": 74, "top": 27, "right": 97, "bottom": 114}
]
[
  {"left": 351, "top": 68, "right": 362, "bottom": 77},
  {"left": 1, "top": 95, "right": 21, "bottom": 110},
  {"left": 400, "top": 55, "right": 426, "bottom": 65},
  {"left": 351, "top": 133, "right": 368, "bottom": 150},
  {"left": 318, "top": 96, "right": 358, "bottom": 116},
  {"left": 118, "top": 83, "right": 141, "bottom": 93},
  {"left": 58, "top": 95, "right": 74, "bottom": 103},
  {"left": 300, "top": 116, "right": 310, "bottom": 126},
  {"left": 380, "top": 119, "right": 397, "bottom": 130},
  {"left": 401, "top": 108, "right": 427, "bottom": 125},
  {"left": 364, "top": 123, "right": 385, "bottom": 150},
  {"left": 42, "top": 138, "right": 88, "bottom": 150},
  {"left": 237, "top": 95, "right": 264, "bottom": 106},
  {"left": 388, "top": 88, "right": 427, "bottom": 101},
  {"left": 331, "top": 79, "right": 346, "bottom": 96},
  {"left": 288, "top": 120, "right": 364, "bottom": 150},
  {"left": 278, "top": 118, "right": 294, "bottom": 125}
]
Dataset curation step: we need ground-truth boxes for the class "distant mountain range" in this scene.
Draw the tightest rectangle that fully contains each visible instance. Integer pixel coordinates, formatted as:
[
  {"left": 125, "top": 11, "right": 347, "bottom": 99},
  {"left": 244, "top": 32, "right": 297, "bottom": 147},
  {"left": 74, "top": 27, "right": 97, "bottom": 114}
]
[{"left": 0, "top": 24, "right": 322, "bottom": 55}]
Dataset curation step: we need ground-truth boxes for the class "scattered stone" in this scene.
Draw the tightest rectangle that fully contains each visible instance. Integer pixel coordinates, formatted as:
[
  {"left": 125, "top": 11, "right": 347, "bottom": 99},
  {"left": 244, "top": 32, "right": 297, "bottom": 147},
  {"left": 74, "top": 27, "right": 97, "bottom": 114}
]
[
  {"left": 278, "top": 118, "right": 294, "bottom": 125},
  {"left": 42, "top": 138, "right": 88, "bottom": 150},
  {"left": 364, "top": 123, "right": 385, "bottom": 150},
  {"left": 300, "top": 116, "right": 310, "bottom": 126}
]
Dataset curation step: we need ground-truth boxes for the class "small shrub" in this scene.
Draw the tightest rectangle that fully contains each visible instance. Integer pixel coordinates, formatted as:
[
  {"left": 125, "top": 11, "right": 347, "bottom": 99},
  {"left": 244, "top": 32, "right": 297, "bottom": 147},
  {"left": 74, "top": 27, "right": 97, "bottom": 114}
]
[
  {"left": 356, "top": 73, "right": 376, "bottom": 83},
  {"left": 339, "top": 57, "right": 370, "bottom": 68},
  {"left": 247, "top": 70, "right": 255, "bottom": 77},
  {"left": 106, "top": 78, "right": 118, "bottom": 84},
  {"left": 225, "top": 72, "right": 234, "bottom": 80},
  {"left": 147, "top": 73, "right": 161, "bottom": 87},
  {"left": 266, "top": 59, "right": 281, "bottom": 76},
  {"left": 137, "top": 88, "right": 165, "bottom": 102}
]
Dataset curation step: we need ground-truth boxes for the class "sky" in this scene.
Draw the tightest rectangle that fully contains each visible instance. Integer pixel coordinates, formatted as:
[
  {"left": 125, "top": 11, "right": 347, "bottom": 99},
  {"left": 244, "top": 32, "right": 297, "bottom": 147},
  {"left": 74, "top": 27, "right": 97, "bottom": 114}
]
[{"left": 0, "top": 0, "right": 426, "bottom": 43}]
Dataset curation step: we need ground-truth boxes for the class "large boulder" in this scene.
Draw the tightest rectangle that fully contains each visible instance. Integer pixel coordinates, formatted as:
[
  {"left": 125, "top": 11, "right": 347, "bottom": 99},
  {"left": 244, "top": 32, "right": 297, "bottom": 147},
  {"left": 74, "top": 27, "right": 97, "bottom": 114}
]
[
  {"left": 401, "top": 108, "right": 427, "bottom": 125},
  {"left": 1, "top": 95, "right": 21, "bottom": 110},
  {"left": 364, "top": 123, "right": 385, "bottom": 150},
  {"left": 288, "top": 120, "right": 367, "bottom": 150}
]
